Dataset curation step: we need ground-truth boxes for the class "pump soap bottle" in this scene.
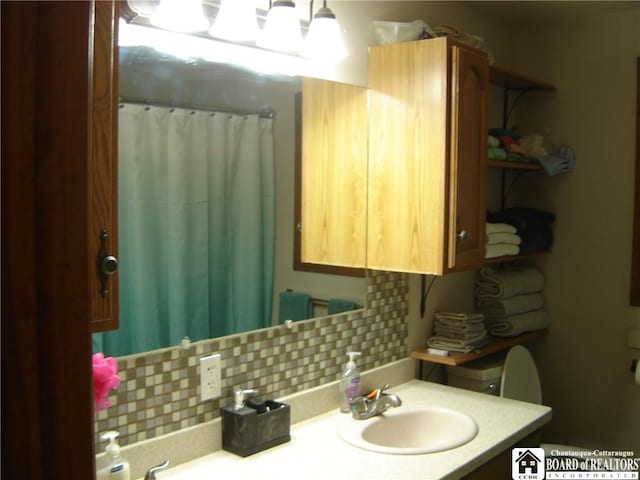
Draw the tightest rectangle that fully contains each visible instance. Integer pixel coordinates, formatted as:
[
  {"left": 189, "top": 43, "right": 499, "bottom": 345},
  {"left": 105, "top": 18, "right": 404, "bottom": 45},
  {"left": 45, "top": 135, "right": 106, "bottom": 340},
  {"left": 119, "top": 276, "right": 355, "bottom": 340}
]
[
  {"left": 339, "top": 351, "right": 362, "bottom": 413},
  {"left": 96, "top": 431, "right": 130, "bottom": 480}
]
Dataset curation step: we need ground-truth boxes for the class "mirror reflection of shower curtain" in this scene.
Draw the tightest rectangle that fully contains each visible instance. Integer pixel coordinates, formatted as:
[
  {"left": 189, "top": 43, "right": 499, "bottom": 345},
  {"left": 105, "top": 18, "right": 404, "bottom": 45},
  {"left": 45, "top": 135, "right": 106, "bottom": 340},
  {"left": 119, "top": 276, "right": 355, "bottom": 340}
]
[{"left": 94, "top": 104, "right": 275, "bottom": 356}]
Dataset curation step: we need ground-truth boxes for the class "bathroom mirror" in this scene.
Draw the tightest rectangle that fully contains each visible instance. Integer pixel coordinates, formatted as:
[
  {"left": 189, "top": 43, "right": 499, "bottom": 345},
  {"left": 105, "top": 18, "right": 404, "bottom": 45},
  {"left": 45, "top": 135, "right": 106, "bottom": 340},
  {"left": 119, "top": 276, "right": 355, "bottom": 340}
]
[{"left": 93, "top": 43, "right": 366, "bottom": 356}]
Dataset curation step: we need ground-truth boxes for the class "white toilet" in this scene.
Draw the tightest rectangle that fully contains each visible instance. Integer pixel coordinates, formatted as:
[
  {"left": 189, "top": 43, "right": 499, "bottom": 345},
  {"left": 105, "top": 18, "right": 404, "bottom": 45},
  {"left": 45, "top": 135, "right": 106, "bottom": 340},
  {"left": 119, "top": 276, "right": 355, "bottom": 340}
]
[
  {"left": 448, "top": 345, "right": 588, "bottom": 455},
  {"left": 500, "top": 345, "right": 542, "bottom": 404},
  {"left": 500, "top": 345, "right": 589, "bottom": 456}
]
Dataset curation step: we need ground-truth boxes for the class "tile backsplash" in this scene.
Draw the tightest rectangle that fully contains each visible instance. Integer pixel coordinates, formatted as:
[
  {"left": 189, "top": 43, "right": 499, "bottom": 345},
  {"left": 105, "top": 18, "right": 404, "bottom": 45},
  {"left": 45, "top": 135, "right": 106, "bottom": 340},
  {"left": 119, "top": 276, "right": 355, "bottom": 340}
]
[{"left": 95, "top": 270, "right": 409, "bottom": 447}]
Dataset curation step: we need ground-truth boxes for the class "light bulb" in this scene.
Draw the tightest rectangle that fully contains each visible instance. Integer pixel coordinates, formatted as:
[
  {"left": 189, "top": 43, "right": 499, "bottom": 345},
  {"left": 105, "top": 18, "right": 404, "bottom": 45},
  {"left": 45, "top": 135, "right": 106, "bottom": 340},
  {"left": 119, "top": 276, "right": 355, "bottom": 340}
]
[
  {"left": 303, "top": 5, "right": 347, "bottom": 62},
  {"left": 150, "top": 0, "right": 209, "bottom": 33},
  {"left": 209, "top": 0, "right": 259, "bottom": 43},
  {"left": 258, "top": 1, "right": 302, "bottom": 53}
]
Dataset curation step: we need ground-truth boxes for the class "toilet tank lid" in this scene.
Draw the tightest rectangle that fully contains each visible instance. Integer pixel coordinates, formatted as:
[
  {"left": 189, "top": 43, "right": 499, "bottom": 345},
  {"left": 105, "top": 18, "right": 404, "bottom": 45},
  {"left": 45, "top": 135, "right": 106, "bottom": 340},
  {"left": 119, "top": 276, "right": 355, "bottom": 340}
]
[{"left": 445, "top": 353, "right": 505, "bottom": 381}]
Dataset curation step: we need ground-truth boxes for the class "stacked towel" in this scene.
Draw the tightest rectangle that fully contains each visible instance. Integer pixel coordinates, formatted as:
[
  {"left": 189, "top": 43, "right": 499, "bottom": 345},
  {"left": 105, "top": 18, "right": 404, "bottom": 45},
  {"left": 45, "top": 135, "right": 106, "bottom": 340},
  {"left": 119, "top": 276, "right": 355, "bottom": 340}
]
[
  {"left": 487, "top": 128, "right": 533, "bottom": 165},
  {"left": 475, "top": 267, "right": 550, "bottom": 337},
  {"left": 426, "top": 312, "right": 490, "bottom": 353},
  {"left": 485, "top": 222, "right": 521, "bottom": 259},
  {"left": 476, "top": 293, "right": 544, "bottom": 322},
  {"left": 487, "top": 208, "right": 555, "bottom": 254}
]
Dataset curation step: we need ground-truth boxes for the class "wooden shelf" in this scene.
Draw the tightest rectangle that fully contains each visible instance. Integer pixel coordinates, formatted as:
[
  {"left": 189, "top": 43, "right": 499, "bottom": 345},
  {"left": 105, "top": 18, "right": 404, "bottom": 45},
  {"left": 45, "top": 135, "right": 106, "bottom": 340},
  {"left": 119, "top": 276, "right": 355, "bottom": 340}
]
[
  {"left": 490, "top": 65, "right": 556, "bottom": 91},
  {"left": 483, "top": 249, "right": 551, "bottom": 265},
  {"left": 411, "top": 329, "right": 548, "bottom": 366},
  {"left": 488, "top": 159, "right": 542, "bottom": 171}
]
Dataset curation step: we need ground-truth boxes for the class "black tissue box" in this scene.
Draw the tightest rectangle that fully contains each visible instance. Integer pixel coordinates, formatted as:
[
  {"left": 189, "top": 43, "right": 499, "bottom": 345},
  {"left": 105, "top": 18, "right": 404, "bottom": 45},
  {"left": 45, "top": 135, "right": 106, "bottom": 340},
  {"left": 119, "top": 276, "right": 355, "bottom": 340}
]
[{"left": 221, "top": 400, "right": 291, "bottom": 457}]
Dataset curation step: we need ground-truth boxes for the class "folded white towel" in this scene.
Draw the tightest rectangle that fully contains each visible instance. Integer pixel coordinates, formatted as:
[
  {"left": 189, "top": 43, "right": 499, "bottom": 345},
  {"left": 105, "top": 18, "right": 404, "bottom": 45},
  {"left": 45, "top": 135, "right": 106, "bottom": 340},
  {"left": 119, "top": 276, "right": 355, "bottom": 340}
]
[
  {"left": 489, "top": 309, "right": 550, "bottom": 337},
  {"left": 433, "top": 328, "right": 488, "bottom": 341},
  {"left": 435, "top": 320, "right": 486, "bottom": 334},
  {"left": 485, "top": 243, "right": 520, "bottom": 259},
  {"left": 486, "top": 222, "right": 517, "bottom": 235},
  {"left": 426, "top": 333, "right": 491, "bottom": 353},
  {"left": 476, "top": 293, "right": 545, "bottom": 322},
  {"left": 476, "top": 266, "right": 545, "bottom": 298},
  {"left": 486, "top": 232, "right": 521, "bottom": 246},
  {"left": 434, "top": 312, "right": 485, "bottom": 323}
]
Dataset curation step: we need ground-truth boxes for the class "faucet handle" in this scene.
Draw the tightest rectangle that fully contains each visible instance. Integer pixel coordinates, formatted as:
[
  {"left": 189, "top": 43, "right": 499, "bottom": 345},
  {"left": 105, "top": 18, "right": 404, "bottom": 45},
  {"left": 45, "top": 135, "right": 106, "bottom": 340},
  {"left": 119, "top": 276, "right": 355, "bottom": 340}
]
[
  {"left": 144, "top": 460, "right": 169, "bottom": 480},
  {"left": 234, "top": 388, "right": 258, "bottom": 410},
  {"left": 366, "top": 384, "right": 390, "bottom": 400}
]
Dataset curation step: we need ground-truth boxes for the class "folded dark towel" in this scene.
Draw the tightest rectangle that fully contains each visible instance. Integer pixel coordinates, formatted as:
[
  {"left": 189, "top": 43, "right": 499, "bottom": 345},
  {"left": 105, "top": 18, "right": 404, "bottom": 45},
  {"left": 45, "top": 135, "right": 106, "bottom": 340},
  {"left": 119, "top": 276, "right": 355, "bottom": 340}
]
[
  {"left": 278, "top": 291, "right": 313, "bottom": 323},
  {"left": 487, "top": 208, "right": 555, "bottom": 253}
]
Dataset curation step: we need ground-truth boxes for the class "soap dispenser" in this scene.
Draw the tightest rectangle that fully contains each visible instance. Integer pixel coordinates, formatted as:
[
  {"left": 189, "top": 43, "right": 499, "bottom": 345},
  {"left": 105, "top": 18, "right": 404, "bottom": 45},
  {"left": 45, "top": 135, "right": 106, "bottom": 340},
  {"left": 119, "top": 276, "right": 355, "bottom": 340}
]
[
  {"left": 339, "top": 351, "right": 362, "bottom": 413},
  {"left": 96, "top": 431, "right": 130, "bottom": 480}
]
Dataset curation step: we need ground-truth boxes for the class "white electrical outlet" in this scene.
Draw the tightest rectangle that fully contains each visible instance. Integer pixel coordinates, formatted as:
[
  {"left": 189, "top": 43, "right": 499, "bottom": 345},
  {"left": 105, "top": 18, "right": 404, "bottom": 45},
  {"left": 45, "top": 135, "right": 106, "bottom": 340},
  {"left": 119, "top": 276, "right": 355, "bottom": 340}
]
[{"left": 200, "top": 353, "right": 222, "bottom": 401}]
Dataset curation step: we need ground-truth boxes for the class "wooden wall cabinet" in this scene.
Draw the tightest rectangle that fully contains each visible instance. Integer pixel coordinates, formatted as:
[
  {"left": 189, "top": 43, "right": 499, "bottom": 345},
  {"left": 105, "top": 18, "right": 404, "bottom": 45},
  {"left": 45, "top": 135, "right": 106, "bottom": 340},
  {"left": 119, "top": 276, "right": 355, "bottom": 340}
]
[
  {"left": 367, "top": 37, "right": 489, "bottom": 275},
  {"left": 300, "top": 77, "right": 368, "bottom": 269},
  {"left": 89, "top": 0, "right": 119, "bottom": 332}
]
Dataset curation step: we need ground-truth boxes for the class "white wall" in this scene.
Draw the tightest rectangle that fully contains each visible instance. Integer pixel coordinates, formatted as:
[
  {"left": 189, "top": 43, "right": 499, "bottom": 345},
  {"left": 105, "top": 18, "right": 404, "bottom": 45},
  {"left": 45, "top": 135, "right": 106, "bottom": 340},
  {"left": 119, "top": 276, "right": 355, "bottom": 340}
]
[{"left": 508, "top": 8, "right": 640, "bottom": 450}]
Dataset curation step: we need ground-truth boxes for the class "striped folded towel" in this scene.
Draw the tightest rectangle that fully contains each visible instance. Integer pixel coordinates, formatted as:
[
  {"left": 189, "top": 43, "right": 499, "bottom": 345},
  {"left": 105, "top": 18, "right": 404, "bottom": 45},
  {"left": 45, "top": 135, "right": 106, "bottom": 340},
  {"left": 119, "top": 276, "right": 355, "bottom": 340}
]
[
  {"left": 426, "top": 333, "right": 491, "bottom": 353},
  {"left": 476, "top": 266, "right": 545, "bottom": 298},
  {"left": 489, "top": 309, "right": 550, "bottom": 337},
  {"left": 476, "top": 293, "right": 545, "bottom": 322},
  {"left": 434, "top": 312, "right": 485, "bottom": 324}
]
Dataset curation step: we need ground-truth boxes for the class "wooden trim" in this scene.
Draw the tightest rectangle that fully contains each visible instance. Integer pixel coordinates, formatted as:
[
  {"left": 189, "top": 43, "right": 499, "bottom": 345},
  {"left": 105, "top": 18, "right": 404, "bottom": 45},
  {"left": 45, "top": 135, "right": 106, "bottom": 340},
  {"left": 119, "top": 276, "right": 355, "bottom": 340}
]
[
  {"left": 89, "top": 0, "right": 120, "bottom": 331},
  {"left": 410, "top": 330, "right": 548, "bottom": 366},
  {"left": 1, "top": 3, "right": 43, "bottom": 478},
  {"left": 2, "top": 2, "right": 97, "bottom": 479},
  {"left": 293, "top": 91, "right": 365, "bottom": 278},
  {"left": 631, "top": 58, "right": 640, "bottom": 305},
  {"left": 35, "top": 2, "right": 96, "bottom": 478},
  {"left": 488, "top": 159, "right": 542, "bottom": 171},
  {"left": 483, "top": 249, "right": 551, "bottom": 265}
]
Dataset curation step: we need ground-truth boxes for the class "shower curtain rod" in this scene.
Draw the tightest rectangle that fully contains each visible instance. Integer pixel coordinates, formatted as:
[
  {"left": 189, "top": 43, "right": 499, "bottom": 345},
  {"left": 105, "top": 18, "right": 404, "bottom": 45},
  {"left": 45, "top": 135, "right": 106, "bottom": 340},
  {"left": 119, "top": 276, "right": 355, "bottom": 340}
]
[{"left": 118, "top": 98, "right": 275, "bottom": 119}]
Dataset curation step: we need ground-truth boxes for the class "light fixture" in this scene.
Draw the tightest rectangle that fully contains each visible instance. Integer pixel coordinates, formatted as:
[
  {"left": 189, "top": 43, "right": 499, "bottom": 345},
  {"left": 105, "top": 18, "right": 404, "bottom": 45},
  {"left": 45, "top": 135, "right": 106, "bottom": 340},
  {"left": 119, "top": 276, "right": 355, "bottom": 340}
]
[
  {"left": 150, "top": 0, "right": 209, "bottom": 33},
  {"left": 258, "top": 1, "right": 303, "bottom": 53},
  {"left": 303, "top": 1, "right": 347, "bottom": 62},
  {"left": 209, "top": 0, "right": 259, "bottom": 43},
  {"left": 119, "top": 20, "right": 313, "bottom": 77}
]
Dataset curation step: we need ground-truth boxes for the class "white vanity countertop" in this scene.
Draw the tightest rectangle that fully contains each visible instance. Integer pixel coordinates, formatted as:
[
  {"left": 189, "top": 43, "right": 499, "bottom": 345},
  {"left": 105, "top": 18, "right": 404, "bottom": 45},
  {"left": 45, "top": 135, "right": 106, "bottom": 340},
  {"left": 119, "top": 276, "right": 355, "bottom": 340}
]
[{"left": 155, "top": 379, "right": 551, "bottom": 480}]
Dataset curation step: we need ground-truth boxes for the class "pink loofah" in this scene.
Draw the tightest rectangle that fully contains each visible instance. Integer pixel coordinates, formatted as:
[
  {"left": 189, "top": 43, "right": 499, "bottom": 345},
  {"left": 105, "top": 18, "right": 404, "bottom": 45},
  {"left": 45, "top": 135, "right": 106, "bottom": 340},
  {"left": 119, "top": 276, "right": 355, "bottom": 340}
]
[{"left": 93, "top": 353, "right": 121, "bottom": 411}]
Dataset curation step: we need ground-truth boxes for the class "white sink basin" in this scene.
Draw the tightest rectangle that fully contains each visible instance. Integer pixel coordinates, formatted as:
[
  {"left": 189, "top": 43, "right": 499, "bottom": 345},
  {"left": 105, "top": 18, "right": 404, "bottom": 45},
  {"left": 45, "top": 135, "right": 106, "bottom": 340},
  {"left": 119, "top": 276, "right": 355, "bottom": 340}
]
[{"left": 338, "top": 405, "right": 478, "bottom": 455}]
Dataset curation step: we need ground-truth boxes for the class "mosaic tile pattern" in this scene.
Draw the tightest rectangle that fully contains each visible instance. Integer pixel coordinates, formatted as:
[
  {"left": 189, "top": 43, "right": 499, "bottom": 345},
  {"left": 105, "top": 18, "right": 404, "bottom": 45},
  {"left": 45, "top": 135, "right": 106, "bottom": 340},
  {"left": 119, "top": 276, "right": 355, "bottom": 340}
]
[{"left": 95, "top": 271, "right": 409, "bottom": 447}]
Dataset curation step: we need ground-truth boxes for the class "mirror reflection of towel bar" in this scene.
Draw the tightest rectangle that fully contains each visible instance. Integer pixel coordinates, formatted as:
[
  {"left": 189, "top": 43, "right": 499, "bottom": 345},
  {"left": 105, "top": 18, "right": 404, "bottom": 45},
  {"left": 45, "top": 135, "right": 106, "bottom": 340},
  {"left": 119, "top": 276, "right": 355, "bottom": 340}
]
[{"left": 285, "top": 288, "right": 327, "bottom": 306}]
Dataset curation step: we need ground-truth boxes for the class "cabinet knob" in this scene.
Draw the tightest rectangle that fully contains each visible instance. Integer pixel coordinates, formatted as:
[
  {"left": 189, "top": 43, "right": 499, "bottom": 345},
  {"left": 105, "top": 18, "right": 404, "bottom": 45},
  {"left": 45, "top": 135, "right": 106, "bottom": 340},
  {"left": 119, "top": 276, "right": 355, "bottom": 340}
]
[
  {"left": 97, "top": 230, "right": 118, "bottom": 297},
  {"left": 457, "top": 230, "right": 468, "bottom": 241},
  {"left": 101, "top": 255, "right": 119, "bottom": 275}
]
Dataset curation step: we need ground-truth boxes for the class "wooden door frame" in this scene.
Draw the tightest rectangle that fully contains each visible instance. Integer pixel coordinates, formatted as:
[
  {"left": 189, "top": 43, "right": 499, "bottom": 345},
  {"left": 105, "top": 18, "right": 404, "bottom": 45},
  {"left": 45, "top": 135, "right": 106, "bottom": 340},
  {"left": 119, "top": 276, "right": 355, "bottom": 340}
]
[
  {"left": 2, "top": 2, "right": 96, "bottom": 479},
  {"left": 630, "top": 58, "right": 640, "bottom": 305}
]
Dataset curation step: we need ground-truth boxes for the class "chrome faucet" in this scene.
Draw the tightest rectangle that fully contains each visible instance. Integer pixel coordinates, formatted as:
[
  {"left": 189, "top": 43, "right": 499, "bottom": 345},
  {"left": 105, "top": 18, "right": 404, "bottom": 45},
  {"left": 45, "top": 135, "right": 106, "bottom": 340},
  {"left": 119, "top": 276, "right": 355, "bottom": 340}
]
[
  {"left": 350, "top": 384, "right": 402, "bottom": 420},
  {"left": 144, "top": 460, "right": 169, "bottom": 480}
]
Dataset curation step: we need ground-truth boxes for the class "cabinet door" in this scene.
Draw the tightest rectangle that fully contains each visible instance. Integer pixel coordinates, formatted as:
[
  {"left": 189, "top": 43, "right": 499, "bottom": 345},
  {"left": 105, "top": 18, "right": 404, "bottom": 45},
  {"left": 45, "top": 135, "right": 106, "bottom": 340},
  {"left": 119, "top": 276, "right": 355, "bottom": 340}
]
[
  {"left": 89, "top": 0, "right": 119, "bottom": 332},
  {"left": 300, "top": 78, "right": 367, "bottom": 268},
  {"left": 368, "top": 38, "right": 449, "bottom": 274},
  {"left": 447, "top": 45, "right": 488, "bottom": 271}
]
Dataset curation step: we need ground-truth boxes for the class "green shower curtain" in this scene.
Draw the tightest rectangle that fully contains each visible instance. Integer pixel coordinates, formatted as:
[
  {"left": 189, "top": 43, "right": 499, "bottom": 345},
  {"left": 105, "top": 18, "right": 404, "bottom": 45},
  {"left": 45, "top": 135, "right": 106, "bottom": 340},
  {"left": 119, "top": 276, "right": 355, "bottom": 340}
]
[{"left": 94, "top": 104, "right": 275, "bottom": 357}]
